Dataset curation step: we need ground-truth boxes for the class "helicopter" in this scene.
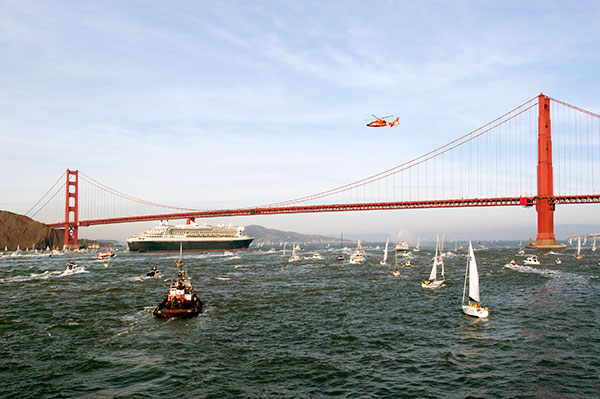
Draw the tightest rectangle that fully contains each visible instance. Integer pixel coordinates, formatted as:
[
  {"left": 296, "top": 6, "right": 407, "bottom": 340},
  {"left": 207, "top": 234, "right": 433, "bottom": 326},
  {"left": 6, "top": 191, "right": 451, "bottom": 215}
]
[{"left": 366, "top": 114, "right": 399, "bottom": 127}]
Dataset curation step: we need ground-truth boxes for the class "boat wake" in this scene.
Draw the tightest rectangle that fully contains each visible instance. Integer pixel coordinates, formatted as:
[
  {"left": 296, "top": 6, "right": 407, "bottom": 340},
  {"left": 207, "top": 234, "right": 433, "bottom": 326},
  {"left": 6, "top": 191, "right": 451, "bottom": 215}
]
[
  {"left": 0, "top": 267, "right": 88, "bottom": 283},
  {"left": 504, "top": 263, "right": 558, "bottom": 276},
  {"left": 59, "top": 266, "right": 88, "bottom": 277}
]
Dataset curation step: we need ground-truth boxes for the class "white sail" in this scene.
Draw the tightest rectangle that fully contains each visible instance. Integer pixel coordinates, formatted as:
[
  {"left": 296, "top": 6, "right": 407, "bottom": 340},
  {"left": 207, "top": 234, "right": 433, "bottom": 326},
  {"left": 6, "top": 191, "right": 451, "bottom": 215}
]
[
  {"left": 468, "top": 241, "right": 480, "bottom": 303},
  {"left": 383, "top": 238, "right": 389, "bottom": 263},
  {"left": 441, "top": 253, "right": 445, "bottom": 278},
  {"left": 429, "top": 237, "right": 439, "bottom": 281},
  {"left": 577, "top": 237, "right": 581, "bottom": 256}
]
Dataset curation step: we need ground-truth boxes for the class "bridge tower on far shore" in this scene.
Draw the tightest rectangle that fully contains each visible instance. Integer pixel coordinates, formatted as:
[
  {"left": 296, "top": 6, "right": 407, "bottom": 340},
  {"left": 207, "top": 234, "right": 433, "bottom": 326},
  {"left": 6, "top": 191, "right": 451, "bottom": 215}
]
[
  {"left": 527, "top": 94, "right": 565, "bottom": 249},
  {"left": 64, "top": 169, "right": 79, "bottom": 248}
]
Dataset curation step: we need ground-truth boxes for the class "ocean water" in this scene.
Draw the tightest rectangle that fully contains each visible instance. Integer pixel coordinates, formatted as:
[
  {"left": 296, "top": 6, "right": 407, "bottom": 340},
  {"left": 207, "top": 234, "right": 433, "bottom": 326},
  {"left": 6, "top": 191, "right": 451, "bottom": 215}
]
[{"left": 0, "top": 244, "right": 598, "bottom": 398}]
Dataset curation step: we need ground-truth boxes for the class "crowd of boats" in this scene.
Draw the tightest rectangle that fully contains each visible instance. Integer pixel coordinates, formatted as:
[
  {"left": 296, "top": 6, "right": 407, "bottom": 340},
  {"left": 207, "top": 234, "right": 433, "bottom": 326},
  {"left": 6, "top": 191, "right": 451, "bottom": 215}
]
[{"left": 2, "top": 222, "right": 599, "bottom": 320}]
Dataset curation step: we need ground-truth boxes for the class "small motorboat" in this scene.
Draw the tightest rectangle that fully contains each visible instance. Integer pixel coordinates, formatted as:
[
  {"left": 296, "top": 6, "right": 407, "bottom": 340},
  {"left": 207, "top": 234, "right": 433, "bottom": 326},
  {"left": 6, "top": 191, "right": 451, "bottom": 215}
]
[
  {"left": 312, "top": 252, "right": 323, "bottom": 259},
  {"left": 523, "top": 255, "right": 540, "bottom": 266},
  {"left": 146, "top": 266, "right": 159, "bottom": 277},
  {"left": 404, "top": 260, "right": 412, "bottom": 268},
  {"left": 349, "top": 252, "right": 365, "bottom": 264},
  {"left": 555, "top": 258, "right": 562, "bottom": 265},
  {"left": 153, "top": 269, "right": 202, "bottom": 318},
  {"left": 96, "top": 249, "right": 115, "bottom": 261},
  {"left": 65, "top": 261, "right": 78, "bottom": 271},
  {"left": 509, "top": 259, "right": 517, "bottom": 266}
]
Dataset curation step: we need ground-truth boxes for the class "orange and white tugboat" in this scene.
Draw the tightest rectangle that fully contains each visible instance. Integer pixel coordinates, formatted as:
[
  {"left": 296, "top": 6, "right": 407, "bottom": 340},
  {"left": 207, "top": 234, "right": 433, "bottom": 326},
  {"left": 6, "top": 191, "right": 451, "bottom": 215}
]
[{"left": 153, "top": 245, "right": 202, "bottom": 318}]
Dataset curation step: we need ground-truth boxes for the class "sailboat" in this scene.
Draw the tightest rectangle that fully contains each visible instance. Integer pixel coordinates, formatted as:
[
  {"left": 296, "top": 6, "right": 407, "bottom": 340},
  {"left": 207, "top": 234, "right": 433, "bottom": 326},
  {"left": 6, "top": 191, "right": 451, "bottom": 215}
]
[
  {"left": 282, "top": 242, "right": 287, "bottom": 257},
  {"left": 592, "top": 237, "right": 597, "bottom": 252},
  {"left": 336, "top": 232, "right": 344, "bottom": 260},
  {"left": 380, "top": 238, "right": 389, "bottom": 265},
  {"left": 575, "top": 237, "right": 583, "bottom": 259},
  {"left": 288, "top": 244, "right": 300, "bottom": 262},
  {"left": 461, "top": 241, "right": 488, "bottom": 318},
  {"left": 413, "top": 237, "right": 420, "bottom": 252},
  {"left": 392, "top": 250, "right": 400, "bottom": 277},
  {"left": 421, "top": 235, "right": 445, "bottom": 289}
]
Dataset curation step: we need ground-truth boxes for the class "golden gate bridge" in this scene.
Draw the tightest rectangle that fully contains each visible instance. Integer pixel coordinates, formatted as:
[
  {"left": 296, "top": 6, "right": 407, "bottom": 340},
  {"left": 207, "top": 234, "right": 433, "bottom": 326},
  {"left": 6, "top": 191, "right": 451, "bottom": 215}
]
[{"left": 25, "top": 94, "right": 600, "bottom": 249}]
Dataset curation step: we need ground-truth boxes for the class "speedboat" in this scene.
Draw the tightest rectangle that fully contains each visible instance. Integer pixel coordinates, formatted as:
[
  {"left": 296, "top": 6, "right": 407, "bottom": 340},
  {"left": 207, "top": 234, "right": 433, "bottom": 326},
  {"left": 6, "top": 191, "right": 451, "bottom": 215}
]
[
  {"left": 146, "top": 266, "right": 160, "bottom": 277},
  {"left": 404, "top": 260, "right": 412, "bottom": 268},
  {"left": 65, "top": 261, "right": 81, "bottom": 271},
  {"left": 523, "top": 255, "right": 540, "bottom": 266},
  {"left": 555, "top": 258, "right": 562, "bottom": 265},
  {"left": 96, "top": 249, "right": 115, "bottom": 261},
  {"left": 312, "top": 252, "right": 323, "bottom": 259},
  {"left": 153, "top": 269, "right": 202, "bottom": 318}
]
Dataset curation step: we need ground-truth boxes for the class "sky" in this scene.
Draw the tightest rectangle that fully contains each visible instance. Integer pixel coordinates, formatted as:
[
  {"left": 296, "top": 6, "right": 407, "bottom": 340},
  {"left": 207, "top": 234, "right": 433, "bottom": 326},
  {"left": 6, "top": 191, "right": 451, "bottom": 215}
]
[{"left": 1, "top": 0, "right": 599, "bottom": 242}]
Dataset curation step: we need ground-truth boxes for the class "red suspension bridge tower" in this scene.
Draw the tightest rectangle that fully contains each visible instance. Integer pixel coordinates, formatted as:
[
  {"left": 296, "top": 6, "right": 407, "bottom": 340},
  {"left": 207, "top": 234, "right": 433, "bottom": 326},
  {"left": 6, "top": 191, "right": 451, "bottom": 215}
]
[
  {"left": 64, "top": 169, "right": 79, "bottom": 248},
  {"left": 527, "top": 94, "right": 565, "bottom": 249}
]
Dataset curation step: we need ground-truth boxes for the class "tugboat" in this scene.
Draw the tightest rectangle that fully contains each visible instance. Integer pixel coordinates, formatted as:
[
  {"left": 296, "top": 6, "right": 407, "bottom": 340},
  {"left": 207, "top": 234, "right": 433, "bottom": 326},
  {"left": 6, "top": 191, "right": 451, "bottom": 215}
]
[
  {"left": 153, "top": 269, "right": 202, "bottom": 318},
  {"left": 153, "top": 246, "right": 202, "bottom": 318}
]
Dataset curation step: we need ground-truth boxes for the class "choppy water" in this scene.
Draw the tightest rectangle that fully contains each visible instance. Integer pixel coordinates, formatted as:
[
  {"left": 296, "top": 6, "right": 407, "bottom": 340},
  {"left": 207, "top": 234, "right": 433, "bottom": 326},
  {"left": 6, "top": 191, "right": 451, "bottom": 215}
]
[{"left": 1, "top": 243, "right": 599, "bottom": 398}]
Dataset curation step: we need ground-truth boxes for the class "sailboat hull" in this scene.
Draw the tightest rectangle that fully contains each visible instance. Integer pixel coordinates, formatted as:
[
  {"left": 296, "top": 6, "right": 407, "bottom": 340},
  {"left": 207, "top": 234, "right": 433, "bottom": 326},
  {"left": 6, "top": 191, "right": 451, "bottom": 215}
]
[
  {"left": 462, "top": 305, "right": 488, "bottom": 318},
  {"left": 421, "top": 280, "right": 445, "bottom": 289}
]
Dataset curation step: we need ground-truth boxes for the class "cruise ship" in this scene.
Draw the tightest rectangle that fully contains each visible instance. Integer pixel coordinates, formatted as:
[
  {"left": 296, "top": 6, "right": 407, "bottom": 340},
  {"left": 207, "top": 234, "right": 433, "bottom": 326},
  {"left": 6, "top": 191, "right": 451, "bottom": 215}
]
[{"left": 127, "top": 218, "right": 253, "bottom": 252}]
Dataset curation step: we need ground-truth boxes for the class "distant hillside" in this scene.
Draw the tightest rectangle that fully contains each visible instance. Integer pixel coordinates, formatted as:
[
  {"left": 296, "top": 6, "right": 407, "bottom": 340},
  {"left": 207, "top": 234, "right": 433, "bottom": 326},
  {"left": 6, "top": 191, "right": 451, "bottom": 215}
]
[
  {"left": 244, "top": 225, "right": 337, "bottom": 244},
  {"left": 0, "top": 210, "right": 63, "bottom": 250}
]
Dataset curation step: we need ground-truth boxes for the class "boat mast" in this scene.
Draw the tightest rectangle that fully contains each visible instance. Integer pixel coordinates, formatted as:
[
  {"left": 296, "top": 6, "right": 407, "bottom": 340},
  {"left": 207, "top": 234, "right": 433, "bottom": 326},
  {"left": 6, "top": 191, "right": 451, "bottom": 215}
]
[{"left": 461, "top": 241, "right": 470, "bottom": 306}]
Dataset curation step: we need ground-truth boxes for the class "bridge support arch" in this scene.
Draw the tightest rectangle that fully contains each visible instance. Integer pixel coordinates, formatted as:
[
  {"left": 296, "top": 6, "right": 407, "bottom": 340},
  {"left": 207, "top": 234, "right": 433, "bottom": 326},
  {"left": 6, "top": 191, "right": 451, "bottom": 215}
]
[
  {"left": 527, "top": 94, "right": 565, "bottom": 249},
  {"left": 64, "top": 169, "right": 79, "bottom": 249}
]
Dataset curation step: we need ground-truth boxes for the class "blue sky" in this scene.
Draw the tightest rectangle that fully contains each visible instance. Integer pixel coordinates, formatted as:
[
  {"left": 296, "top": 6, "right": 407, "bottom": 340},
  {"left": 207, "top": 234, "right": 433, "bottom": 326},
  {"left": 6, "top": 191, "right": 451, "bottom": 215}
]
[{"left": 1, "top": 1, "right": 599, "bottom": 241}]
